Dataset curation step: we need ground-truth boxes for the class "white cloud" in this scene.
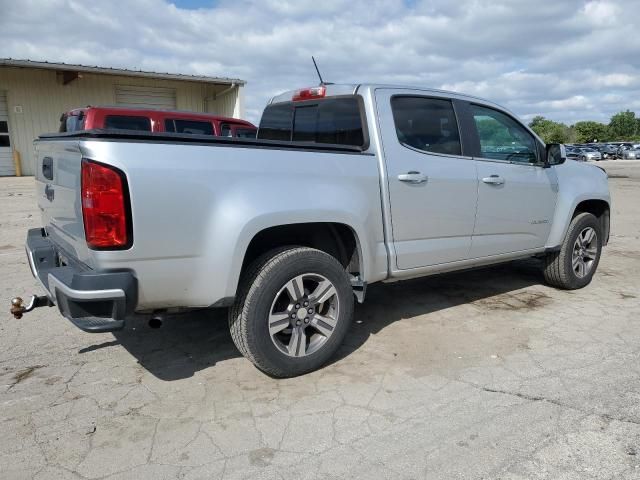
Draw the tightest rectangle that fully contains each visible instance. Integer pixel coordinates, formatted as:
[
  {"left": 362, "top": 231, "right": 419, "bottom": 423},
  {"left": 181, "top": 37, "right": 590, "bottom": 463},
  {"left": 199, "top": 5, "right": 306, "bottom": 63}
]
[{"left": 1, "top": 0, "right": 639, "bottom": 125}]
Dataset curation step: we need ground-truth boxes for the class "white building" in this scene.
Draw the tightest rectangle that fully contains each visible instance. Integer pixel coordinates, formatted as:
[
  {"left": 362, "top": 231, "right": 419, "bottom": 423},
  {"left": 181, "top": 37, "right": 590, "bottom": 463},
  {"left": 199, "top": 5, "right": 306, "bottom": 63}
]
[{"left": 0, "top": 59, "right": 246, "bottom": 176}]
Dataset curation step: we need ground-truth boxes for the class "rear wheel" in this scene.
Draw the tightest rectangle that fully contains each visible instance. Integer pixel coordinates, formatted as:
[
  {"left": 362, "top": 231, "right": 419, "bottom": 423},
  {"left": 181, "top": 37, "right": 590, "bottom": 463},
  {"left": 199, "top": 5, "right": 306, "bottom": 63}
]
[
  {"left": 229, "top": 247, "right": 354, "bottom": 377},
  {"left": 543, "top": 212, "right": 602, "bottom": 289}
]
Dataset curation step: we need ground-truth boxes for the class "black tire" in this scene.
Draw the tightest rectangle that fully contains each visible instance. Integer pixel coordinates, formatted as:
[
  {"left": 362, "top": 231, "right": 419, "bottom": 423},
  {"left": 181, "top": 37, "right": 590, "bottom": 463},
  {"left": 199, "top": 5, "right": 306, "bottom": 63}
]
[
  {"left": 543, "top": 212, "right": 602, "bottom": 289},
  {"left": 229, "top": 247, "right": 354, "bottom": 378}
]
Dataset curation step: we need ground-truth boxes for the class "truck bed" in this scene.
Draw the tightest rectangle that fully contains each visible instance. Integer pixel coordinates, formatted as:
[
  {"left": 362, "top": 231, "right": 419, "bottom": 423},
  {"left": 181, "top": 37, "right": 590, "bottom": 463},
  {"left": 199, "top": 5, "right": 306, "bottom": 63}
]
[{"left": 38, "top": 129, "right": 367, "bottom": 153}]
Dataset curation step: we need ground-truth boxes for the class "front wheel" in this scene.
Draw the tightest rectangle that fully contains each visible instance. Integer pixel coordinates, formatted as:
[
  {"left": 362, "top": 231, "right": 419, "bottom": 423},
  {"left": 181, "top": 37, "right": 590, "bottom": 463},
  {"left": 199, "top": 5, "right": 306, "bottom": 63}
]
[
  {"left": 543, "top": 212, "right": 602, "bottom": 289},
  {"left": 229, "top": 247, "right": 354, "bottom": 377}
]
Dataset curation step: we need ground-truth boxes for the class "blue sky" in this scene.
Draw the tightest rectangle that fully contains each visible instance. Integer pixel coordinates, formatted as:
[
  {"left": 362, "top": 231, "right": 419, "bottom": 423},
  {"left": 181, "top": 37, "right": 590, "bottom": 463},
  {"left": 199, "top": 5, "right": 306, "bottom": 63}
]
[
  {"left": 2, "top": 0, "right": 640, "bottom": 124},
  {"left": 171, "top": 0, "right": 218, "bottom": 9}
]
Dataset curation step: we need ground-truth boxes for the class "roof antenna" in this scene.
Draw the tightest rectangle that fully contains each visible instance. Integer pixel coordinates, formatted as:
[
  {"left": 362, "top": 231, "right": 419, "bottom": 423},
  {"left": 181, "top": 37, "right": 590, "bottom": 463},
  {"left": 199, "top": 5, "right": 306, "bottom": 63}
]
[{"left": 312, "top": 56, "right": 333, "bottom": 86}]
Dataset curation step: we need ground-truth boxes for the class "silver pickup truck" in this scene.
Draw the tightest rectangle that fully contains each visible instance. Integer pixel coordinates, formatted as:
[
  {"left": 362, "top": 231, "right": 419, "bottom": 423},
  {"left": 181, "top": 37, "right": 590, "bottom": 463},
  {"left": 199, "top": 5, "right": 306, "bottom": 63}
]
[{"left": 16, "top": 84, "right": 610, "bottom": 377}]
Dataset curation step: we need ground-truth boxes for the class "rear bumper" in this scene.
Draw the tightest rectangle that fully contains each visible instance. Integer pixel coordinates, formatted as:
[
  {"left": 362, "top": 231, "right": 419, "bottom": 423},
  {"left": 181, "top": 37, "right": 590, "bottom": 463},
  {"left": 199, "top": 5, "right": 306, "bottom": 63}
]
[{"left": 26, "top": 228, "right": 137, "bottom": 332}]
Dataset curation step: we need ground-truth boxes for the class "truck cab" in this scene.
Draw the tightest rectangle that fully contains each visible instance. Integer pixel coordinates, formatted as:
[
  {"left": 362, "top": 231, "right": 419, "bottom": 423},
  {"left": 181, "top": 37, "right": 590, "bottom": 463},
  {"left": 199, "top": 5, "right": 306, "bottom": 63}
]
[{"left": 59, "top": 106, "right": 257, "bottom": 138}]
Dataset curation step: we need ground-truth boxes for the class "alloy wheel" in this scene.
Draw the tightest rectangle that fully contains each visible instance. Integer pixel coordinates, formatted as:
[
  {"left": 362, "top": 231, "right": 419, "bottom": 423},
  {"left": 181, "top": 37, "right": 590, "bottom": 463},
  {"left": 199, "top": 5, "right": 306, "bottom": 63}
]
[
  {"left": 572, "top": 227, "right": 598, "bottom": 278},
  {"left": 268, "top": 273, "right": 340, "bottom": 357}
]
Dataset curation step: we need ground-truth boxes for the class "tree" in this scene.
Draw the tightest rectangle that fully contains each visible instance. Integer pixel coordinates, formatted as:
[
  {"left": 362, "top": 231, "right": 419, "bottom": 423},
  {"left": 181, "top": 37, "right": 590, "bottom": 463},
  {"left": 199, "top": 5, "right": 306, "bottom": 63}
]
[
  {"left": 609, "top": 110, "right": 637, "bottom": 140},
  {"left": 573, "top": 121, "right": 610, "bottom": 143},
  {"left": 528, "top": 116, "right": 570, "bottom": 143}
]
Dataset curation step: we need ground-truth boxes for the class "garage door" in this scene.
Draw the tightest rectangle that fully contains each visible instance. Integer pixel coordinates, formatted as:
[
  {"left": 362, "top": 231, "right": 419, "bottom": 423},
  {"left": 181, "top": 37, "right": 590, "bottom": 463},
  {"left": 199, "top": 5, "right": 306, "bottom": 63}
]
[
  {"left": 115, "top": 85, "right": 177, "bottom": 110},
  {"left": 0, "top": 91, "right": 15, "bottom": 177}
]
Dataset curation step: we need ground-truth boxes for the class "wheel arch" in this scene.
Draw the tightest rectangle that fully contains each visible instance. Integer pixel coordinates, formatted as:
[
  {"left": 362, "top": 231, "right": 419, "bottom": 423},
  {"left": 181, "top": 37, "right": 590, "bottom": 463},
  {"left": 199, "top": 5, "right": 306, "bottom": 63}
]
[
  {"left": 573, "top": 199, "right": 610, "bottom": 246},
  {"left": 547, "top": 196, "right": 610, "bottom": 250},
  {"left": 216, "top": 218, "right": 371, "bottom": 305}
]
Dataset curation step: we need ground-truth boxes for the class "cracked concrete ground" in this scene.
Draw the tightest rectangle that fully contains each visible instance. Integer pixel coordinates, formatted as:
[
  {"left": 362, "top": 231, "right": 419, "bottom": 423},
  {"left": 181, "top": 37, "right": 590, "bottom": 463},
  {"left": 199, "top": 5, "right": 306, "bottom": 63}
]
[{"left": 1, "top": 161, "right": 639, "bottom": 479}]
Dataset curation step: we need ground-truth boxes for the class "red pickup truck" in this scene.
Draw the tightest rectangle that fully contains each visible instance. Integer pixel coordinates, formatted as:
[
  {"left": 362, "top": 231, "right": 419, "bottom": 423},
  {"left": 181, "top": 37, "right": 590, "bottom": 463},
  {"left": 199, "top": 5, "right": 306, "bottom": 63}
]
[{"left": 59, "top": 106, "right": 257, "bottom": 138}]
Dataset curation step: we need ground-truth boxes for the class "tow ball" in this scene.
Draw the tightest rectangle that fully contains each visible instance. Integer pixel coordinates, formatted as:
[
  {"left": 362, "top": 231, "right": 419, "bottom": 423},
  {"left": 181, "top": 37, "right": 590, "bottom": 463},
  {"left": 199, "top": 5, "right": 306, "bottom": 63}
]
[{"left": 10, "top": 295, "right": 52, "bottom": 319}]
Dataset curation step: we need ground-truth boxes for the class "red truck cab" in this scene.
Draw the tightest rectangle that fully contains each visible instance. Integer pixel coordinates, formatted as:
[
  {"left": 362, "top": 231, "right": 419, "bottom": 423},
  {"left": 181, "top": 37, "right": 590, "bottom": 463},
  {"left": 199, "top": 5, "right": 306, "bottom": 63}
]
[{"left": 59, "top": 106, "right": 257, "bottom": 138}]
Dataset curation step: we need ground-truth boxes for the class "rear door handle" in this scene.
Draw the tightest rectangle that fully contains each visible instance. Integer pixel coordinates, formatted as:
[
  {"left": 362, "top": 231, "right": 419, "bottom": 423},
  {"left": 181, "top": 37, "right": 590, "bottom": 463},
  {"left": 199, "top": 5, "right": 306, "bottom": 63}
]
[
  {"left": 398, "top": 171, "right": 428, "bottom": 184},
  {"left": 482, "top": 175, "right": 505, "bottom": 185}
]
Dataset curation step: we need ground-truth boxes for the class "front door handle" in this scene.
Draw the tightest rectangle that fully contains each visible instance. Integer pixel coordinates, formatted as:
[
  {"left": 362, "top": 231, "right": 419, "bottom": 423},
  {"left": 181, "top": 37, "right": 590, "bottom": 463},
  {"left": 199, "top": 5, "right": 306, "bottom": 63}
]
[
  {"left": 482, "top": 175, "right": 505, "bottom": 185},
  {"left": 398, "top": 171, "right": 428, "bottom": 184}
]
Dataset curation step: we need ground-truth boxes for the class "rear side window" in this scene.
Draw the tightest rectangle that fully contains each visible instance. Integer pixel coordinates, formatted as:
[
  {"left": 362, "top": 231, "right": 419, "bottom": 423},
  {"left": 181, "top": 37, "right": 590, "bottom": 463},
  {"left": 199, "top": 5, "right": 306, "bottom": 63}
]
[
  {"left": 391, "top": 96, "right": 462, "bottom": 156},
  {"left": 165, "top": 119, "right": 214, "bottom": 135},
  {"left": 104, "top": 115, "right": 151, "bottom": 131},
  {"left": 258, "top": 97, "right": 365, "bottom": 147}
]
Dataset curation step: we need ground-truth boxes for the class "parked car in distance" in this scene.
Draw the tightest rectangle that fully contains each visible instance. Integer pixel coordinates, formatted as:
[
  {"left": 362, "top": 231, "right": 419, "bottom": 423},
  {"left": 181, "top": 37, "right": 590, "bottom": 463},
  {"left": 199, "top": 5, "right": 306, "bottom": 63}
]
[
  {"left": 578, "top": 147, "right": 602, "bottom": 161},
  {"left": 59, "top": 106, "right": 257, "bottom": 138},
  {"left": 619, "top": 145, "right": 640, "bottom": 160},
  {"left": 598, "top": 144, "right": 618, "bottom": 159},
  {"left": 566, "top": 146, "right": 583, "bottom": 161},
  {"left": 20, "top": 83, "right": 610, "bottom": 377},
  {"left": 616, "top": 143, "right": 634, "bottom": 159}
]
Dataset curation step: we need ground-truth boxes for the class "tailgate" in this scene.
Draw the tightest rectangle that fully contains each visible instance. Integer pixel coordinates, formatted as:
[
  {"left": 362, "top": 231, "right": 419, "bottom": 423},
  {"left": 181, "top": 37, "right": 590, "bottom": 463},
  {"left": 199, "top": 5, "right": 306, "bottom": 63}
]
[{"left": 34, "top": 139, "right": 93, "bottom": 268}]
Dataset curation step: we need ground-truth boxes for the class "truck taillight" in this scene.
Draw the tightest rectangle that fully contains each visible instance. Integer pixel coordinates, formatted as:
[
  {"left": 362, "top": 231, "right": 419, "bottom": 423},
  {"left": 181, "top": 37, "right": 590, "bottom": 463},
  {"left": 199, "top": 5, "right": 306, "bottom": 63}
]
[
  {"left": 292, "top": 86, "right": 326, "bottom": 101},
  {"left": 81, "top": 159, "right": 131, "bottom": 249}
]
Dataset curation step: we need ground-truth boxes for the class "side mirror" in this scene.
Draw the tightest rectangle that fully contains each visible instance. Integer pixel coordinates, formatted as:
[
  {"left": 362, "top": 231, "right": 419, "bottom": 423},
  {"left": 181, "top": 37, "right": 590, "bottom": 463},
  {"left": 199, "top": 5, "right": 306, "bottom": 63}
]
[{"left": 546, "top": 143, "right": 566, "bottom": 167}]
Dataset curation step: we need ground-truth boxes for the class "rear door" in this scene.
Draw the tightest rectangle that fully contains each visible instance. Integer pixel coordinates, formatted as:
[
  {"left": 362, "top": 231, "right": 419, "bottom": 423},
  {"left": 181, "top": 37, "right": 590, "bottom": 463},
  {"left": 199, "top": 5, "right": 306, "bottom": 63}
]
[
  {"left": 466, "top": 103, "right": 558, "bottom": 257},
  {"left": 375, "top": 89, "right": 478, "bottom": 269}
]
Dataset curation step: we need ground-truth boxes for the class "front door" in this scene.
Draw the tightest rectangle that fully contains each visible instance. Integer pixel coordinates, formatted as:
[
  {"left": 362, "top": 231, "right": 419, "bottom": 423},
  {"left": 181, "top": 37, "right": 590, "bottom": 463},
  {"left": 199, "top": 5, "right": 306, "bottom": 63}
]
[
  {"left": 375, "top": 89, "right": 478, "bottom": 270},
  {"left": 468, "top": 103, "right": 558, "bottom": 257}
]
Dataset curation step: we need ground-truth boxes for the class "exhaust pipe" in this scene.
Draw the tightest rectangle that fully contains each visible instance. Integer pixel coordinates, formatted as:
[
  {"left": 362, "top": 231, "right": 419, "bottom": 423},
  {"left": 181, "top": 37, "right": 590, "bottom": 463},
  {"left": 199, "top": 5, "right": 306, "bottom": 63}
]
[
  {"left": 148, "top": 316, "right": 163, "bottom": 329},
  {"left": 10, "top": 295, "right": 53, "bottom": 319}
]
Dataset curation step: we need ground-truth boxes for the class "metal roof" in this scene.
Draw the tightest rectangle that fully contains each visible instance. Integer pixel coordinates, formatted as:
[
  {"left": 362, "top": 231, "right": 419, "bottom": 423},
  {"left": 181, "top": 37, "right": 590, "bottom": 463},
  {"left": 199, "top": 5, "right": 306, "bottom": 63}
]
[{"left": 0, "top": 58, "right": 245, "bottom": 86}]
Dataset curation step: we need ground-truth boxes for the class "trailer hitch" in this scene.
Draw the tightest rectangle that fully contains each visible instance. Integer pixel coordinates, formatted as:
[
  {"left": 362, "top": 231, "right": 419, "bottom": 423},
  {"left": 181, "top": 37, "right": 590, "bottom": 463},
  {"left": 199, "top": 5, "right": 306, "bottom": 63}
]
[{"left": 10, "top": 295, "right": 53, "bottom": 319}]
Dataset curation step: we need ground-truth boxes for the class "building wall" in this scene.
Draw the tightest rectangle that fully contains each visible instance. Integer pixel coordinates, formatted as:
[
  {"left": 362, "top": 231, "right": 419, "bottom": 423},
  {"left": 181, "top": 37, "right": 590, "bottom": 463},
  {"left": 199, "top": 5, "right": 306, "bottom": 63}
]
[{"left": 0, "top": 66, "right": 243, "bottom": 175}]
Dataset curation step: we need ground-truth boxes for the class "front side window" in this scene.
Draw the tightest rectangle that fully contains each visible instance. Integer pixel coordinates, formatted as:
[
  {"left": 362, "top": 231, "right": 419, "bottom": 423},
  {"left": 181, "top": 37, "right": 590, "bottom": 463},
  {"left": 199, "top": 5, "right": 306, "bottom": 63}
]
[
  {"left": 391, "top": 96, "right": 462, "bottom": 156},
  {"left": 104, "top": 115, "right": 151, "bottom": 131},
  {"left": 471, "top": 105, "right": 538, "bottom": 164},
  {"left": 165, "top": 119, "right": 214, "bottom": 135}
]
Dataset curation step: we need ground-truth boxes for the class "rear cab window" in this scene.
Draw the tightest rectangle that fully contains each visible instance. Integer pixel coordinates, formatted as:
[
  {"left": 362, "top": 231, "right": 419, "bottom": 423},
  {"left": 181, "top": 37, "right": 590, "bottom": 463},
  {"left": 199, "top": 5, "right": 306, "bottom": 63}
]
[
  {"left": 104, "top": 115, "right": 151, "bottom": 131},
  {"left": 165, "top": 119, "right": 214, "bottom": 135},
  {"left": 258, "top": 96, "right": 366, "bottom": 148}
]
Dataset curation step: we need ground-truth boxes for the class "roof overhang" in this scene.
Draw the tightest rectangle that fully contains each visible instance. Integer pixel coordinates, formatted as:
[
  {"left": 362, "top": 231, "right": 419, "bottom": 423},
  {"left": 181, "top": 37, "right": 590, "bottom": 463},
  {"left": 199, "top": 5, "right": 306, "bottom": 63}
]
[{"left": 0, "top": 58, "right": 245, "bottom": 86}]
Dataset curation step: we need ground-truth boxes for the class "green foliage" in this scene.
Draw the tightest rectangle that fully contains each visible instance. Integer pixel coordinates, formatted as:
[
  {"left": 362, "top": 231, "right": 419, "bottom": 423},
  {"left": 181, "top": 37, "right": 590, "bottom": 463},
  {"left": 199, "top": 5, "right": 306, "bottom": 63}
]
[
  {"left": 608, "top": 110, "right": 637, "bottom": 140},
  {"left": 573, "top": 121, "right": 610, "bottom": 143},
  {"left": 528, "top": 110, "right": 640, "bottom": 143},
  {"left": 528, "top": 116, "right": 570, "bottom": 143},
  {"left": 476, "top": 118, "right": 512, "bottom": 146}
]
